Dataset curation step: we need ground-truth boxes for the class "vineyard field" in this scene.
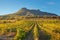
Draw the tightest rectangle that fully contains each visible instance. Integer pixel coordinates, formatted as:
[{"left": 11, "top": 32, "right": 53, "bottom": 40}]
[{"left": 0, "top": 19, "right": 60, "bottom": 40}]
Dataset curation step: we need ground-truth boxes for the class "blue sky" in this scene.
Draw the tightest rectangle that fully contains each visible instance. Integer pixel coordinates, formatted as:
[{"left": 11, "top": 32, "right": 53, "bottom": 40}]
[{"left": 0, "top": 0, "right": 60, "bottom": 15}]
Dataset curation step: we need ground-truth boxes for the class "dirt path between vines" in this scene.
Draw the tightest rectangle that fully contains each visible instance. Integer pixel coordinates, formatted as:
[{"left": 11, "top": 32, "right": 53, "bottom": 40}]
[{"left": 24, "top": 22, "right": 50, "bottom": 40}]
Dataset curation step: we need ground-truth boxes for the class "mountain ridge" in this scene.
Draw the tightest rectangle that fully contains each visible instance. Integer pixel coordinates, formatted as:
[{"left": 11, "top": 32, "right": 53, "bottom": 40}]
[
  {"left": 14, "top": 8, "right": 58, "bottom": 16},
  {"left": 1, "top": 8, "right": 58, "bottom": 17},
  {"left": 0, "top": 8, "right": 58, "bottom": 20}
]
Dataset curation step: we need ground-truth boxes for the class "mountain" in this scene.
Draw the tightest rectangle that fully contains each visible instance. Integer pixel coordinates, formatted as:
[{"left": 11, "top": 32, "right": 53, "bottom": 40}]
[
  {"left": 5, "top": 8, "right": 57, "bottom": 16},
  {"left": 0, "top": 8, "right": 58, "bottom": 20}
]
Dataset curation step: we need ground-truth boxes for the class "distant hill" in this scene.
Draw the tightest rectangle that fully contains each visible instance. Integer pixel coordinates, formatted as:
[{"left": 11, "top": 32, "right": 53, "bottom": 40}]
[
  {"left": 8, "top": 8, "right": 57, "bottom": 16},
  {"left": 0, "top": 8, "right": 58, "bottom": 20}
]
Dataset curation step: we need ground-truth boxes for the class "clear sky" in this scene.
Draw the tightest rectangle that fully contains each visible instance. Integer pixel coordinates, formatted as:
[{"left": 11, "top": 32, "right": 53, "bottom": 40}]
[{"left": 0, "top": 0, "right": 60, "bottom": 15}]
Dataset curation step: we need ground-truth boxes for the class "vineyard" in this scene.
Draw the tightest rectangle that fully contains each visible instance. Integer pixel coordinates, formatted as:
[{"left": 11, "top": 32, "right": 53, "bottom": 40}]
[{"left": 0, "top": 19, "right": 60, "bottom": 40}]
